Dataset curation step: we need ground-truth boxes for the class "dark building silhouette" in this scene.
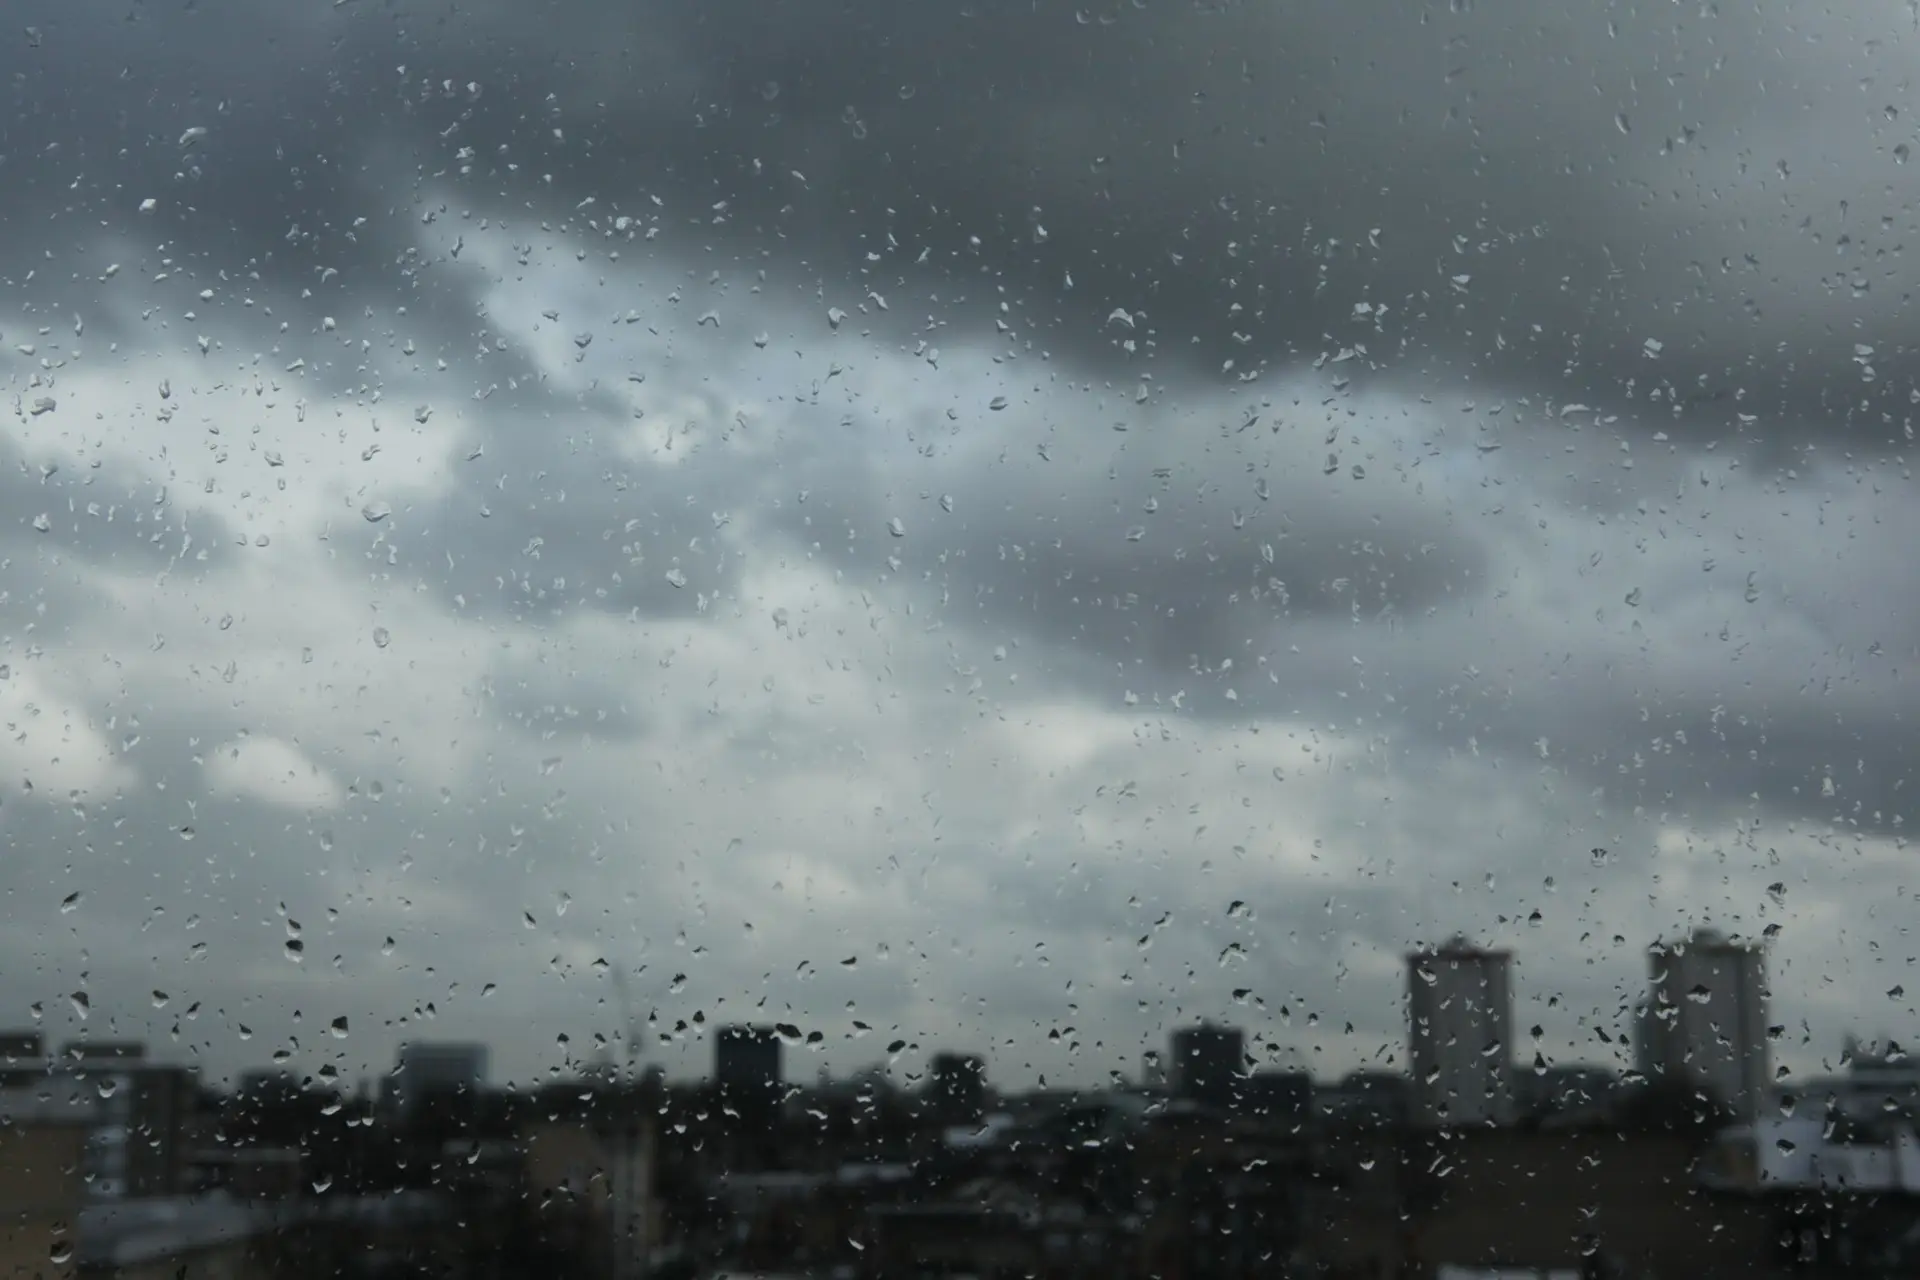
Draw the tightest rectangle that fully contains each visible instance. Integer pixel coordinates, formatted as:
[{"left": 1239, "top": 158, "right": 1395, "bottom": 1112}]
[
  {"left": 927, "top": 1053, "right": 987, "bottom": 1127},
  {"left": 715, "top": 1025, "right": 782, "bottom": 1116},
  {"left": 0, "top": 1031, "right": 43, "bottom": 1061},
  {"left": 385, "top": 1042, "right": 489, "bottom": 1116},
  {"left": 1169, "top": 1023, "right": 1244, "bottom": 1110},
  {"left": 1243, "top": 1069, "right": 1313, "bottom": 1126}
]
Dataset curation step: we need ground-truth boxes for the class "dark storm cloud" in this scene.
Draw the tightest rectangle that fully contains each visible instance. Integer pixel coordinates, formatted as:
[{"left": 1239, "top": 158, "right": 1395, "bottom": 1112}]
[
  {"left": 770, "top": 386, "right": 1488, "bottom": 673},
  {"left": 403, "top": 0, "right": 1920, "bottom": 451},
  {"left": 12, "top": 0, "right": 1918, "bottom": 451}
]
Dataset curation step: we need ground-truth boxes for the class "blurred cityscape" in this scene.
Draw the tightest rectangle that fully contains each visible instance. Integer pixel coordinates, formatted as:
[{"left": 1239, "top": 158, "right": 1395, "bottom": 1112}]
[{"left": 6, "top": 929, "right": 1920, "bottom": 1278}]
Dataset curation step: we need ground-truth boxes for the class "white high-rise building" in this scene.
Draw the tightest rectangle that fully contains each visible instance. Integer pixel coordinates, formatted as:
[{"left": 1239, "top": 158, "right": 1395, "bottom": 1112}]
[
  {"left": 1407, "top": 935, "right": 1515, "bottom": 1128},
  {"left": 1639, "top": 928, "right": 1769, "bottom": 1121}
]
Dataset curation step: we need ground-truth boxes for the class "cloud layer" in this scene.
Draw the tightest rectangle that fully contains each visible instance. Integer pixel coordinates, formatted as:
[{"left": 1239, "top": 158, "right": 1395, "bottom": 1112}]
[{"left": 0, "top": 0, "right": 1913, "bottom": 1093}]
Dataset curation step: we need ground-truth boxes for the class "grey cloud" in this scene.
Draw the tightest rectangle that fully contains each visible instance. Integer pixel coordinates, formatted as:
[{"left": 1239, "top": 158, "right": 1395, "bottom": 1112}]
[
  {"left": 11, "top": 0, "right": 1917, "bottom": 451},
  {"left": 485, "top": 651, "right": 651, "bottom": 743}
]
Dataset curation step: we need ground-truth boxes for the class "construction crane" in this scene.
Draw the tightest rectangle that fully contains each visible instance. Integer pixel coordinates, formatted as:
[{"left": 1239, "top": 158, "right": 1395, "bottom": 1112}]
[{"left": 612, "top": 967, "right": 644, "bottom": 1078}]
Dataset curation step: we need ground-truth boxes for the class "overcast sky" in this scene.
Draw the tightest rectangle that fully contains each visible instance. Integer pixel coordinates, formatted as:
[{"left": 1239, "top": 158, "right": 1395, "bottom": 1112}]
[{"left": 0, "top": 0, "right": 1916, "bottom": 1094}]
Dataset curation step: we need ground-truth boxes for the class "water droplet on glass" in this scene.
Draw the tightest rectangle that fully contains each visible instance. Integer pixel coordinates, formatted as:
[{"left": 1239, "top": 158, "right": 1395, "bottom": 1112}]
[
  {"left": 372, "top": 626, "right": 391, "bottom": 649},
  {"left": 887, "top": 517, "right": 906, "bottom": 538},
  {"left": 30, "top": 513, "right": 50, "bottom": 533},
  {"left": 664, "top": 568, "right": 688, "bottom": 588},
  {"left": 989, "top": 396, "right": 1009, "bottom": 411},
  {"left": 362, "top": 502, "right": 391, "bottom": 523}
]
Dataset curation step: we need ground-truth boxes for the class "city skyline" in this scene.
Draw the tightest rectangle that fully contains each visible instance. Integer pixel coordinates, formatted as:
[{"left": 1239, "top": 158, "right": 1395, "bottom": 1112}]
[{"left": 8, "top": 927, "right": 1838, "bottom": 1110}]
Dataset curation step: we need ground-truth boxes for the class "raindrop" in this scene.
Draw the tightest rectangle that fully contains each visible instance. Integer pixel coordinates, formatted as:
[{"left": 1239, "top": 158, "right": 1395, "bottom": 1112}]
[
  {"left": 887, "top": 517, "right": 906, "bottom": 538},
  {"left": 60, "top": 891, "right": 81, "bottom": 913},
  {"left": 30, "top": 513, "right": 50, "bottom": 533},
  {"left": 664, "top": 568, "right": 688, "bottom": 588},
  {"left": 330, "top": 1016, "right": 349, "bottom": 1038},
  {"left": 1624, "top": 587, "right": 1642, "bottom": 608},
  {"left": 178, "top": 126, "right": 208, "bottom": 147},
  {"left": 362, "top": 502, "right": 391, "bottom": 523},
  {"left": 371, "top": 626, "right": 391, "bottom": 649},
  {"left": 69, "top": 991, "right": 89, "bottom": 1020},
  {"left": 989, "top": 395, "right": 1009, "bottom": 411}
]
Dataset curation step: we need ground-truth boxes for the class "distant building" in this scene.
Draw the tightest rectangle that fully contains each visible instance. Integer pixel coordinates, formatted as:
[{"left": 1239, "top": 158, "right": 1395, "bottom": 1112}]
[
  {"left": 1243, "top": 1070, "right": 1313, "bottom": 1126},
  {"left": 1169, "top": 1023, "right": 1244, "bottom": 1110},
  {"left": 0, "top": 1031, "right": 42, "bottom": 1062},
  {"left": 1640, "top": 929, "right": 1769, "bottom": 1121},
  {"left": 388, "top": 1042, "right": 488, "bottom": 1115},
  {"left": 1315, "top": 1070, "right": 1407, "bottom": 1129},
  {"left": 1789, "top": 1036, "right": 1920, "bottom": 1123},
  {"left": 0, "top": 1085, "right": 97, "bottom": 1275},
  {"left": 523, "top": 1112, "right": 657, "bottom": 1280},
  {"left": 60, "top": 1040, "right": 145, "bottom": 1064},
  {"left": 714, "top": 1025, "right": 782, "bottom": 1115},
  {"left": 39, "top": 1054, "right": 196, "bottom": 1199},
  {"left": 927, "top": 1053, "right": 987, "bottom": 1127},
  {"left": 1408, "top": 935, "right": 1515, "bottom": 1128},
  {"left": 1517, "top": 1064, "right": 1620, "bottom": 1119}
]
